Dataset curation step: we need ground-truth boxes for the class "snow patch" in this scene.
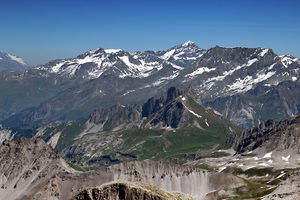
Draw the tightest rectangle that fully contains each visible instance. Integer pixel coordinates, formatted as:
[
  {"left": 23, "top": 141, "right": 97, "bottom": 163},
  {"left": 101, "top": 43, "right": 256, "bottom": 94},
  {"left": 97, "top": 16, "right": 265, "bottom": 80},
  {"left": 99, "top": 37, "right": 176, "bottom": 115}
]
[
  {"left": 104, "top": 49, "right": 122, "bottom": 54},
  {"left": 185, "top": 67, "right": 216, "bottom": 78},
  {"left": 182, "top": 41, "right": 194, "bottom": 47},
  {"left": 51, "top": 62, "right": 66, "bottom": 73},
  {"left": 122, "top": 90, "right": 135, "bottom": 96},
  {"left": 259, "top": 49, "right": 269, "bottom": 57},
  {"left": 161, "top": 49, "right": 175, "bottom": 60},
  {"left": 263, "top": 152, "right": 272, "bottom": 158},
  {"left": 228, "top": 71, "right": 275, "bottom": 93},
  {"left": 182, "top": 103, "right": 202, "bottom": 118},
  {"left": 282, "top": 155, "right": 290, "bottom": 162},
  {"left": 213, "top": 110, "right": 223, "bottom": 116},
  {"left": 275, "top": 172, "right": 286, "bottom": 179},
  {"left": 259, "top": 163, "right": 270, "bottom": 167},
  {"left": 218, "top": 166, "right": 227, "bottom": 172},
  {"left": 152, "top": 72, "right": 179, "bottom": 86},
  {"left": 169, "top": 62, "right": 184, "bottom": 70},
  {"left": 268, "top": 63, "right": 276, "bottom": 70},
  {"left": 205, "top": 119, "right": 209, "bottom": 127},
  {"left": 280, "top": 55, "right": 294, "bottom": 68},
  {"left": 253, "top": 157, "right": 259, "bottom": 161},
  {"left": 205, "top": 59, "right": 258, "bottom": 84},
  {"left": 173, "top": 52, "right": 185, "bottom": 60},
  {"left": 246, "top": 58, "right": 258, "bottom": 66}
]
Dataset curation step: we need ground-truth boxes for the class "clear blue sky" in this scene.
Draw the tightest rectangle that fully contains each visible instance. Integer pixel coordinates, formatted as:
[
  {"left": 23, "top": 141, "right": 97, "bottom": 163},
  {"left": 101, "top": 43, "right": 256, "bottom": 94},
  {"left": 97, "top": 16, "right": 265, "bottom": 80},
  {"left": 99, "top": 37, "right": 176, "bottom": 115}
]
[{"left": 0, "top": 0, "right": 299, "bottom": 65}]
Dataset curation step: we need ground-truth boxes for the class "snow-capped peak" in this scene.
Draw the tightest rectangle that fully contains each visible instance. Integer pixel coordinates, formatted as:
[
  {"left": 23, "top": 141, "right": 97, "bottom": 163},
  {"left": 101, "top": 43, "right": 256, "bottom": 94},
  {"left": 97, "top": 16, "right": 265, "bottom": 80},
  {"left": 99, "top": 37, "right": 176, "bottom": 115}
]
[
  {"left": 182, "top": 40, "right": 195, "bottom": 47},
  {"left": 104, "top": 49, "right": 123, "bottom": 54},
  {"left": 87, "top": 47, "right": 104, "bottom": 54},
  {"left": 279, "top": 55, "right": 298, "bottom": 68},
  {"left": 7, "top": 54, "right": 27, "bottom": 65},
  {"left": 157, "top": 41, "right": 206, "bottom": 66},
  {"left": 37, "top": 42, "right": 208, "bottom": 80}
]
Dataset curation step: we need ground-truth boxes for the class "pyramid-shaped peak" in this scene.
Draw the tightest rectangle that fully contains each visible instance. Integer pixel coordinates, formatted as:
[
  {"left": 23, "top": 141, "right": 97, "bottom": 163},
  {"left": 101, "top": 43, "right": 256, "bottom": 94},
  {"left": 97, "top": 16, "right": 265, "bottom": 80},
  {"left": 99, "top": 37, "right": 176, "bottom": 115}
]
[
  {"left": 104, "top": 49, "right": 123, "bottom": 54},
  {"left": 182, "top": 41, "right": 195, "bottom": 47}
]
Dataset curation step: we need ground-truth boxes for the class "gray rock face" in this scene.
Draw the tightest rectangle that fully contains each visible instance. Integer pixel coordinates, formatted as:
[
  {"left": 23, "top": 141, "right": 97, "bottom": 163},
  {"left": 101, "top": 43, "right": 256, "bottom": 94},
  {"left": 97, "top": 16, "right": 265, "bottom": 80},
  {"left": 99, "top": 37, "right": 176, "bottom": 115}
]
[
  {"left": 235, "top": 115, "right": 300, "bottom": 153},
  {"left": 0, "top": 137, "right": 72, "bottom": 200},
  {"left": 263, "top": 170, "right": 300, "bottom": 200},
  {"left": 0, "top": 137, "right": 243, "bottom": 200},
  {"left": 89, "top": 104, "right": 142, "bottom": 131},
  {"left": 206, "top": 79, "right": 300, "bottom": 128},
  {"left": 72, "top": 181, "right": 193, "bottom": 200}
]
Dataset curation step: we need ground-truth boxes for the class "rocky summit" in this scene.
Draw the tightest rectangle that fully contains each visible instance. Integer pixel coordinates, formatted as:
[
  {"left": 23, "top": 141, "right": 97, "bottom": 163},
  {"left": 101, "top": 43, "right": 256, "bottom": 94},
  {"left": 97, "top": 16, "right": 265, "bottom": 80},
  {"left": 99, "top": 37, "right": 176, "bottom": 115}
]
[{"left": 5, "top": 128, "right": 300, "bottom": 199}]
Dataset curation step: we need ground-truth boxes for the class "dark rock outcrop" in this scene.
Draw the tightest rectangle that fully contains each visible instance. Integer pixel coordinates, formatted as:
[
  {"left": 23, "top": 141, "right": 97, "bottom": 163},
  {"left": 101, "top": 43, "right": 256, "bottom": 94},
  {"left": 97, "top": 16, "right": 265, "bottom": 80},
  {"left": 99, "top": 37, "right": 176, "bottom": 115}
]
[
  {"left": 235, "top": 115, "right": 300, "bottom": 153},
  {"left": 72, "top": 181, "right": 193, "bottom": 200},
  {"left": 89, "top": 104, "right": 142, "bottom": 131}
]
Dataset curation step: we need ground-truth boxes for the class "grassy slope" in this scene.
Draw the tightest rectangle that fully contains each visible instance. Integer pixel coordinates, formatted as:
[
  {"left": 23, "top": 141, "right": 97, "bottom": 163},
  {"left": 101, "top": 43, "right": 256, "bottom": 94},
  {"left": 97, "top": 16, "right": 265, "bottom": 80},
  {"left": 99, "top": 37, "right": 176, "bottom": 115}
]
[
  {"left": 78, "top": 95, "right": 242, "bottom": 163},
  {"left": 17, "top": 93, "right": 241, "bottom": 167}
]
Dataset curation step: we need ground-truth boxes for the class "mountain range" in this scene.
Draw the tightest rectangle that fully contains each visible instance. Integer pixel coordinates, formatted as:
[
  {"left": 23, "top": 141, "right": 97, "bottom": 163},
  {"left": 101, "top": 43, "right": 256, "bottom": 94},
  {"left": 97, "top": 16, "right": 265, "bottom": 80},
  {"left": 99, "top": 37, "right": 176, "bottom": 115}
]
[{"left": 0, "top": 41, "right": 299, "bottom": 129}]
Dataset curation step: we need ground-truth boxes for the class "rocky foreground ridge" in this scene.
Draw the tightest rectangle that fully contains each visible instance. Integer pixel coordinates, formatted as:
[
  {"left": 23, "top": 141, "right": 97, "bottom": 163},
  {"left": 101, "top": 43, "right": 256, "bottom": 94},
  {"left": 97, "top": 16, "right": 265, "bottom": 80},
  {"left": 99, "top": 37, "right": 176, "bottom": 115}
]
[
  {"left": 0, "top": 137, "right": 246, "bottom": 200},
  {"left": 3, "top": 113, "right": 300, "bottom": 199},
  {"left": 72, "top": 180, "right": 193, "bottom": 200}
]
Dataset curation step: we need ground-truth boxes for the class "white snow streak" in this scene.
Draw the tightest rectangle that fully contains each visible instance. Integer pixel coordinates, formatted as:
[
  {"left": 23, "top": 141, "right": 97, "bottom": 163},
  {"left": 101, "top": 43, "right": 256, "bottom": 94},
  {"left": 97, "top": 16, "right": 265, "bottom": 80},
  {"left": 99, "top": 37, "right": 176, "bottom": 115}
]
[
  {"left": 185, "top": 67, "right": 216, "bottom": 78},
  {"left": 263, "top": 152, "right": 272, "bottom": 158},
  {"left": 259, "top": 49, "right": 269, "bottom": 57},
  {"left": 282, "top": 155, "right": 290, "bottom": 162},
  {"left": 161, "top": 49, "right": 175, "bottom": 60},
  {"left": 122, "top": 90, "right": 135, "bottom": 96},
  {"left": 205, "top": 58, "right": 258, "bottom": 84},
  {"left": 152, "top": 72, "right": 179, "bottom": 86},
  {"left": 228, "top": 71, "right": 275, "bottom": 93},
  {"left": 182, "top": 41, "right": 194, "bottom": 47},
  {"left": 280, "top": 55, "right": 294, "bottom": 68},
  {"left": 104, "top": 49, "right": 122, "bottom": 54},
  {"left": 182, "top": 103, "right": 202, "bottom": 118}
]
